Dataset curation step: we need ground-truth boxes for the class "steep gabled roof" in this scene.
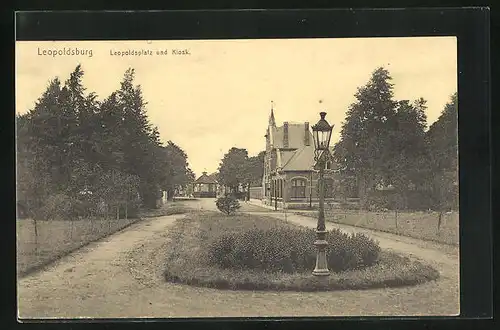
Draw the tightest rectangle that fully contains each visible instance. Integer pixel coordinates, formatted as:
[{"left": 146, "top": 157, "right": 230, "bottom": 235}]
[
  {"left": 195, "top": 172, "right": 217, "bottom": 184},
  {"left": 279, "top": 150, "right": 296, "bottom": 168},
  {"left": 208, "top": 172, "right": 219, "bottom": 183},
  {"left": 270, "top": 123, "right": 313, "bottom": 149},
  {"left": 281, "top": 145, "right": 315, "bottom": 171},
  {"left": 281, "top": 146, "right": 336, "bottom": 172}
]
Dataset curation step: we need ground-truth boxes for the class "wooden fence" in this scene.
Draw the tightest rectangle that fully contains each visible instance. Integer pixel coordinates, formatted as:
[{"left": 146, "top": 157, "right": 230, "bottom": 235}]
[{"left": 300, "top": 208, "right": 459, "bottom": 245}]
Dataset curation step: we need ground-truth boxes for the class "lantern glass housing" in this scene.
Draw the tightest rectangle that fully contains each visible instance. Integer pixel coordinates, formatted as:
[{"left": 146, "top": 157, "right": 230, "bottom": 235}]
[{"left": 311, "top": 112, "right": 333, "bottom": 157}]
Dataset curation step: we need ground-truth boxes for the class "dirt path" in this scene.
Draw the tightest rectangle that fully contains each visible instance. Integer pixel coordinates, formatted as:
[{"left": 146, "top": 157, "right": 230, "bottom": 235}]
[{"left": 18, "top": 203, "right": 459, "bottom": 319}]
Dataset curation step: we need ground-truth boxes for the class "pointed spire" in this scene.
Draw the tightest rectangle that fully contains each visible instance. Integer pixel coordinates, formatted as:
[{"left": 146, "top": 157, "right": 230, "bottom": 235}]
[{"left": 269, "top": 100, "right": 276, "bottom": 127}]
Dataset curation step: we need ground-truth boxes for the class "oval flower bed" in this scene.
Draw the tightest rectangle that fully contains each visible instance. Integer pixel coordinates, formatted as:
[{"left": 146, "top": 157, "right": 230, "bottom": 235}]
[{"left": 163, "top": 212, "right": 439, "bottom": 291}]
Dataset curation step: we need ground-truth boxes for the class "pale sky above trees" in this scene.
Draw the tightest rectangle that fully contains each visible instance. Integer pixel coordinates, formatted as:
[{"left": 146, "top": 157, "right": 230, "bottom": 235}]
[{"left": 16, "top": 37, "right": 457, "bottom": 177}]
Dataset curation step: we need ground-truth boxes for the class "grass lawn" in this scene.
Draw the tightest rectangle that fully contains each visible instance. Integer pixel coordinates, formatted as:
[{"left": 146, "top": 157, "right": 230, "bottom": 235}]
[
  {"left": 296, "top": 209, "right": 459, "bottom": 245},
  {"left": 17, "top": 217, "right": 139, "bottom": 276},
  {"left": 17, "top": 202, "right": 190, "bottom": 276},
  {"left": 163, "top": 211, "right": 440, "bottom": 291}
]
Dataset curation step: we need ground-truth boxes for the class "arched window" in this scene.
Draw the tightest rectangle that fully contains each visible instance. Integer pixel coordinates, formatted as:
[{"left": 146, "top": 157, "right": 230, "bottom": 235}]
[{"left": 291, "top": 178, "right": 307, "bottom": 198}]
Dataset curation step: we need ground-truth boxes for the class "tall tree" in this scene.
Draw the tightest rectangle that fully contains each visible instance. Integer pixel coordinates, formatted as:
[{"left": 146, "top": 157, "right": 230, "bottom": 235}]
[
  {"left": 20, "top": 78, "right": 65, "bottom": 201},
  {"left": 163, "top": 141, "right": 193, "bottom": 200},
  {"left": 17, "top": 64, "right": 193, "bottom": 219},
  {"left": 218, "top": 148, "right": 249, "bottom": 192},
  {"left": 246, "top": 151, "right": 266, "bottom": 187},
  {"left": 425, "top": 93, "right": 458, "bottom": 210},
  {"left": 115, "top": 68, "right": 161, "bottom": 207},
  {"left": 333, "top": 67, "right": 398, "bottom": 208},
  {"left": 385, "top": 98, "right": 428, "bottom": 209},
  {"left": 59, "top": 65, "right": 89, "bottom": 189}
]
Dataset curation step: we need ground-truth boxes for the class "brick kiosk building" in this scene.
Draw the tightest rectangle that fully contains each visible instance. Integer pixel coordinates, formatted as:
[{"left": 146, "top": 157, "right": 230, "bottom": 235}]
[{"left": 261, "top": 108, "right": 340, "bottom": 209}]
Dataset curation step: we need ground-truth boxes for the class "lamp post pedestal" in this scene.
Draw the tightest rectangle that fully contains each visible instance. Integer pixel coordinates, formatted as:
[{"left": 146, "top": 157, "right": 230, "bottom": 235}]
[
  {"left": 313, "top": 230, "right": 330, "bottom": 276},
  {"left": 312, "top": 164, "right": 330, "bottom": 276}
]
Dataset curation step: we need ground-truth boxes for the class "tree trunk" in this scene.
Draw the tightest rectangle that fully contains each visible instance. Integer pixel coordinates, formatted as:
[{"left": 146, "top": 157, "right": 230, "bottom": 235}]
[
  {"left": 247, "top": 183, "right": 250, "bottom": 200},
  {"left": 358, "top": 174, "right": 368, "bottom": 210},
  {"left": 402, "top": 189, "right": 409, "bottom": 210},
  {"left": 33, "top": 218, "right": 38, "bottom": 254},
  {"left": 167, "top": 188, "right": 174, "bottom": 201}
]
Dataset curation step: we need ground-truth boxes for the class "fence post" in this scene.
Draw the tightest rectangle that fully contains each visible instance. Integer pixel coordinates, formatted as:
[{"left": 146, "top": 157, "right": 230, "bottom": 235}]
[
  {"left": 437, "top": 211, "right": 442, "bottom": 233},
  {"left": 33, "top": 218, "right": 38, "bottom": 255},
  {"left": 395, "top": 209, "right": 398, "bottom": 229},
  {"left": 283, "top": 202, "right": 287, "bottom": 222}
]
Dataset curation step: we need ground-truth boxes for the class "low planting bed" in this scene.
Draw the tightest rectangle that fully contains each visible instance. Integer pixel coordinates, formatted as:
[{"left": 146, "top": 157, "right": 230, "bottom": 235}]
[{"left": 163, "top": 212, "right": 439, "bottom": 291}]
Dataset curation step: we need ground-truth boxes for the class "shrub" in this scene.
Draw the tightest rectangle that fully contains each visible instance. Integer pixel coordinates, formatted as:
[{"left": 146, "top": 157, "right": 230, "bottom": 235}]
[
  {"left": 207, "top": 226, "right": 380, "bottom": 273},
  {"left": 215, "top": 195, "right": 241, "bottom": 215},
  {"left": 233, "top": 191, "right": 247, "bottom": 200},
  {"left": 125, "top": 199, "right": 141, "bottom": 218},
  {"left": 328, "top": 229, "right": 381, "bottom": 272},
  {"left": 114, "top": 199, "right": 141, "bottom": 218}
]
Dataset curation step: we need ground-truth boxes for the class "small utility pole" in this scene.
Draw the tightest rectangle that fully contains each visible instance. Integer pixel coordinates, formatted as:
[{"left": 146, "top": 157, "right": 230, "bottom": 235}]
[
  {"left": 309, "top": 172, "right": 313, "bottom": 209},
  {"left": 274, "top": 181, "right": 278, "bottom": 211}
]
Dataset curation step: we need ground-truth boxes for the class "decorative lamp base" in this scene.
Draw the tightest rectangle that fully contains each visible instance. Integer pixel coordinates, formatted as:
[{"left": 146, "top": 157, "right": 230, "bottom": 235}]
[
  {"left": 312, "top": 268, "right": 331, "bottom": 276},
  {"left": 313, "top": 239, "right": 330, "bottom": 276}
]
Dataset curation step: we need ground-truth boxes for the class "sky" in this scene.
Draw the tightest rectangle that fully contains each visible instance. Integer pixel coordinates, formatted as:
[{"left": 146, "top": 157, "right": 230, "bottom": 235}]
[{"left": 16, "top": 37, "right": 457, "bottom": 178}]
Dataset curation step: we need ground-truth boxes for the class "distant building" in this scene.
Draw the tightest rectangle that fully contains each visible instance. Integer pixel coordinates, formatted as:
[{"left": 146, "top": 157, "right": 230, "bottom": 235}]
[
  {"left": 193, "top": 172, "right": 217, "bottom": 198},
  {"left": 261, "top": 107, "right": 340, "bottom": 208}
]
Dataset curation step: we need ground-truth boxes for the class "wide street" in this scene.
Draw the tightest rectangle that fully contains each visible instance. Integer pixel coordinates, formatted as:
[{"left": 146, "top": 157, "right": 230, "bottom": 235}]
[{"left": 18, "top": 198, "right": 459, "bottom": 318}]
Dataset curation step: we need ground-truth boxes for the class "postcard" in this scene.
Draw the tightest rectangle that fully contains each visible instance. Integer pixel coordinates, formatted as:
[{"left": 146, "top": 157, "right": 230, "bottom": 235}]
[{"left": 16, "top": 37, "right": 459, "bottom": 319}]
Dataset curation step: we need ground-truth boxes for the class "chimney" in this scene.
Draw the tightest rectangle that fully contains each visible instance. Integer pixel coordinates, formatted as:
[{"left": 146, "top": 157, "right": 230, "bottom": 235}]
[
  {"left": 304, "top": 122, "right": 310, "bottom": 146},
  {"left": 283, "top": 122, "right": 289, "bottom": 148}
]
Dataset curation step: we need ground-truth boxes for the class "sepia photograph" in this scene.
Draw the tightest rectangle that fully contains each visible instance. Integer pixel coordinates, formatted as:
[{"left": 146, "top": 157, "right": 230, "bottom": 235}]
[{"left": 16, "top": 37, "right": 459, "bottom": 319}]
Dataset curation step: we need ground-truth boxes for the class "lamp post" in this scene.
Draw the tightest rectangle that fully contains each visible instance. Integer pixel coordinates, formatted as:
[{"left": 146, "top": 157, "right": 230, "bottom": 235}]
[
  {"left": 311, "top": 110, "right": 334, "bottom": 276},
  {"left": 274, "top": 180, "right": 278, "bottom": 211}
]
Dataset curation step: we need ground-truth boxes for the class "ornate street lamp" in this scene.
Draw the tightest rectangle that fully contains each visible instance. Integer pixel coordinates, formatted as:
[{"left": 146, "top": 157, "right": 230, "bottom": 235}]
[
  {"left": 311, "top": 110, "right": 334, "bottom": 276},
  {"left": 312, "top": 112, "right": 333, "bottom": 160}
]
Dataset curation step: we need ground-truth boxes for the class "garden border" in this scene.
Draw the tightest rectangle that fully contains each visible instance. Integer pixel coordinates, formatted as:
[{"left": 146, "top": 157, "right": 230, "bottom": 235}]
[{"left": 162, "top": 212, "right": 441, "bottom": 292}]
